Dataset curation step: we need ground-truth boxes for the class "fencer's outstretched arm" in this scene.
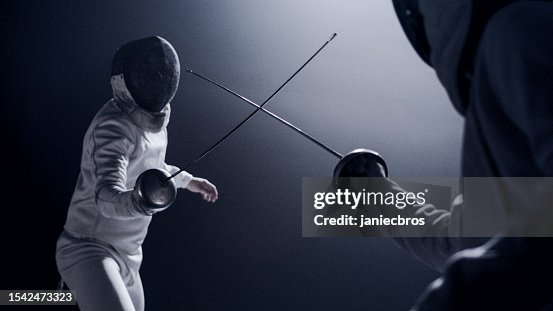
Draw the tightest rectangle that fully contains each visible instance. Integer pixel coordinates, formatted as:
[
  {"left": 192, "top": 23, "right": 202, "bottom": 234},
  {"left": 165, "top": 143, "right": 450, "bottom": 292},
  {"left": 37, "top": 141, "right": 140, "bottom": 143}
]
[
  {"left": 340, "top": 160, "right": 461, "bottom": 270},
  {"left": 93, "top": 119, "right": 145, "bottom": 219},
  {"left": 378, "top": 178, "right": 462, "bottom": 271},
  {"left": 347, "top": 170, "right": 461, "bottom": 271},
  {"left": 163, "top": 163, "right": 193, "bottom": 188},
  {"left": 163, "top": 164, "right": 218, "bottom": 203},
  {"left": 187, "top": 177, "right": 218, "bottom": 202}
]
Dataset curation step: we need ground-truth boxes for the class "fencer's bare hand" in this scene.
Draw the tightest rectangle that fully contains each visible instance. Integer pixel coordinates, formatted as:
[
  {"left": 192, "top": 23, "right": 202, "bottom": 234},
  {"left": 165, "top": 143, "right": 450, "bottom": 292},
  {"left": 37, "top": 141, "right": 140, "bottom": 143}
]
[{"left": 187, "top": 177, "right": 218, "bottom": 202}]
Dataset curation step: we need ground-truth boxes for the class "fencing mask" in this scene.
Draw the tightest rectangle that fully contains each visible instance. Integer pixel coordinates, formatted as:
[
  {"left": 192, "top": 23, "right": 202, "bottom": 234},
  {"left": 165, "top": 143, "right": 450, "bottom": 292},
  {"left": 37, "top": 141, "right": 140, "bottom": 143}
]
[{"left": 111, "top": 36, "right": 180, "bottom": 112}]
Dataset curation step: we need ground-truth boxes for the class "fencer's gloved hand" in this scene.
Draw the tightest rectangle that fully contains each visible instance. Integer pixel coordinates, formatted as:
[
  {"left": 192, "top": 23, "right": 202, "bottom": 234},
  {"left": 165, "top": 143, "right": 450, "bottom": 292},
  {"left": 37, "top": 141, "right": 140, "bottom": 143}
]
[
  {"left": 132, "top": 168, "right": 177, "bottom": 216},
  {"left": 411, "top": 237, "right": 553, "bottom": 311},
  {"left": 186, "top": 177, "right": 218, "bottom": 202}
]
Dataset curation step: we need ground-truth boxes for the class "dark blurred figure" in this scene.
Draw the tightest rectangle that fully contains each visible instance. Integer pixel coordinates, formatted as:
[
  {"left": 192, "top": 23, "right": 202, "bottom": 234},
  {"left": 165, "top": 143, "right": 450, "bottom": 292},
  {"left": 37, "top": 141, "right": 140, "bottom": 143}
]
[{"left": 390, "top": 1, "right": 553, "bottom": 310}]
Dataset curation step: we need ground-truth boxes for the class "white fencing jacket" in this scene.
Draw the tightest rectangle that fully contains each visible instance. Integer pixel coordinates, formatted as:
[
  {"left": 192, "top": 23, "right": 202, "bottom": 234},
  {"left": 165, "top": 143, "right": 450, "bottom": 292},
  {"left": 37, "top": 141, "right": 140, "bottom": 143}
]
[{"left": 63, "top": 97, "right": 192, "bottom": 274}]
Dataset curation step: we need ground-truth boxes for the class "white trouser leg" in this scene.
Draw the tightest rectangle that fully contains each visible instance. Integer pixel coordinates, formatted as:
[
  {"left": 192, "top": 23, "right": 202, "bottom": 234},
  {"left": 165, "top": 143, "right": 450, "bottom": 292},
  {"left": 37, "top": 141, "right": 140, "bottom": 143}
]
[{"left": 56, "top": 233, "right": 144, "bottom": 311}]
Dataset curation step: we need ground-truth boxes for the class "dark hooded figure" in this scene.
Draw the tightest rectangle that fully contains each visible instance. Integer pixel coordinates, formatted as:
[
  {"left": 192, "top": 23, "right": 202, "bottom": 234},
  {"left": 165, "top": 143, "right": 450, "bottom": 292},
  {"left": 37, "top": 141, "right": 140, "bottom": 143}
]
[
  {"left": 56, "top": 36, "right": 218, "bottom": 311},
  {"left": 389, "top": 1, "right": 553, "bottom": 310}
]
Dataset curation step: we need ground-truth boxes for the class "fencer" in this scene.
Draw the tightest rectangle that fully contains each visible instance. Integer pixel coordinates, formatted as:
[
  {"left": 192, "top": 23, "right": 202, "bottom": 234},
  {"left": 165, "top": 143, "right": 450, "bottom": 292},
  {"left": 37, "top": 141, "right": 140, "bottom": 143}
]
[
  {"left": 55, "top": 36, "right": 218, "bottom": 311},
  {"left": 334, "top": 1, "right": 553, "bottom": 310}
]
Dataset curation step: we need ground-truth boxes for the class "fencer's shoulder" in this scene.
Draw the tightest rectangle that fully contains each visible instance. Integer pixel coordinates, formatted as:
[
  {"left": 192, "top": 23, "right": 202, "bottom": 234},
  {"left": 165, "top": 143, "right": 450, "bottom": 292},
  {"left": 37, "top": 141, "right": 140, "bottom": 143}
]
[
  {"left": 95, "top": 100, "right": 135, "bottom": 126},
  {"left": 90, "top": 100, "right": 138, "bottom": 142}
]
